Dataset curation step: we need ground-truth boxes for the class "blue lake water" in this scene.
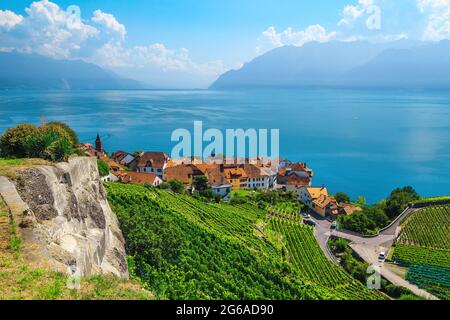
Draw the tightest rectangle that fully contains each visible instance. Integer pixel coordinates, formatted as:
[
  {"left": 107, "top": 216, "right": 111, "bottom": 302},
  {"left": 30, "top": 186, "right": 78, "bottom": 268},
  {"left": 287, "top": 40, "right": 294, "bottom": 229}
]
[{"left": 0, "top": 88, "right": 449, "bottom": 203}]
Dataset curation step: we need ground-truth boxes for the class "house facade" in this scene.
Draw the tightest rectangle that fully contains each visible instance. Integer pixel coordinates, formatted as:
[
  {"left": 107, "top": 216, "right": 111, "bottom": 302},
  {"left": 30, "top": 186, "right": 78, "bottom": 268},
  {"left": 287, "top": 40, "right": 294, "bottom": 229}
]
[
  {"left": 131, "top": 152, "right": 170, "bottom": 179},
  {"left": 224, "top": 168, "right": 248, "bottom": 190},
  {"left": 212, "top": 184, "right": 233, "bottom": 197}
]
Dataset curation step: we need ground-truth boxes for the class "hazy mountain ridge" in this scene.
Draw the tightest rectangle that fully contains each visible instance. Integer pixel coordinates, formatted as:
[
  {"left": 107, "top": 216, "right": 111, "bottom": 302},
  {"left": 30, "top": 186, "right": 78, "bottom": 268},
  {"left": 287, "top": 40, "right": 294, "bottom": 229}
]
[
  {"left": 210, "top": 40, "right": 450, "bottom": 89},
  {"left": 0, "top": 51, "right": 144, "bottom": 90}
]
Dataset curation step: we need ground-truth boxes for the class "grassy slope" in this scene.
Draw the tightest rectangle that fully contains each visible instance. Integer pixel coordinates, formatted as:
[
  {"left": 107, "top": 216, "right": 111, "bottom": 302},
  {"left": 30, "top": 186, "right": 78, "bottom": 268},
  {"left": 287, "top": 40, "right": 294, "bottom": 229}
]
[
  {"left": 106, "top": 183, "right": 383, "bottom": 300},
  {"left": 0, "top": 158, "right": 50, "bottom": 179},
  {"left": 392, "top": 205, "right": 450, "bottom": 299},
  {"left": 0, "top": 195, "right": 150, "bottom": 300}
]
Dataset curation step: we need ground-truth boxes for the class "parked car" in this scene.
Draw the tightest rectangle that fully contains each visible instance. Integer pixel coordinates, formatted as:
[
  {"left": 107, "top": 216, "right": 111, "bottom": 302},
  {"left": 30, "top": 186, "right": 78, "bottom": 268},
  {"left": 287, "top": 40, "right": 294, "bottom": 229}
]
[
  {"left": 331, "top": 221, "right": 338, "bottom": 229},
  {"left": 378, "top": 251, "right": 387, "bottom": 261},
  {"left": 304, "top": 219, "right": 316, "bottom": 227}
]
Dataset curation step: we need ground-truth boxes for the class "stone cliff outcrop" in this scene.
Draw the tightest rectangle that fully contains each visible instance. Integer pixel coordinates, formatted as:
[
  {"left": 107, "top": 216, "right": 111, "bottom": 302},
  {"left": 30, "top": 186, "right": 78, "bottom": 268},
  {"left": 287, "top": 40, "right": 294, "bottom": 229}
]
[{"left": 0, "top": 157, "right": 128, "bottom": 279}]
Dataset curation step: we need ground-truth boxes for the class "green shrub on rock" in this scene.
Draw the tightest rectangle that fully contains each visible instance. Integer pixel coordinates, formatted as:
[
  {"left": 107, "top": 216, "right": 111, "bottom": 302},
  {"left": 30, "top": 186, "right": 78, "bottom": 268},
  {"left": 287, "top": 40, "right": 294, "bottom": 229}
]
[
  {"left": 0, "top": 123, "right": 77, "bottom": 162},
  {"left": 0, "top": 123, "right": 39, "bottom": 157},
  {"left": 47, "top": 121, "right": 79, "bottom": 146},
  {"left": 24, "top": 125, "right": 73, "bottom": 162}
]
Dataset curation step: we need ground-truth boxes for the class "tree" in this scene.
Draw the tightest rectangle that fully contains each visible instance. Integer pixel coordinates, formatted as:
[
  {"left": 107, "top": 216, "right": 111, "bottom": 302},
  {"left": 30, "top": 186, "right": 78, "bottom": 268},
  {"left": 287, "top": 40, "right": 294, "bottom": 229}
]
[
  {"left": 365, "top": 206, "right": 389, "bottom": 227},
  {"left": 192, "top": 175, "right": 209, "bottom": 193},
  {"left": 97, "top": 159, "right": 110, "bottom": 177},
  {"left": 356, "top": 196, "right": 367, "bottom": 207},
  {"left": 335, "top": 192, "right": 350, "bottom": 203},
  {"left": 168, "top": 179, "right": 185, "bottom": 194},
  {"left": 0, "top": 123, "right": 39, "bottom": 157},
  {"left": 385, "top": 186, "right": 420, "bottom": 219}
]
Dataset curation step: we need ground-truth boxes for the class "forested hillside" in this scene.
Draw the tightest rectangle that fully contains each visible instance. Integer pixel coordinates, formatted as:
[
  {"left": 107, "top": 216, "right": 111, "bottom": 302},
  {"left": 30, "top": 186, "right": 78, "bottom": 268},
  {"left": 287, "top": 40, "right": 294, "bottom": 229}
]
[{"left": 106, "top": 183, "right": 383, "bottom": 300}]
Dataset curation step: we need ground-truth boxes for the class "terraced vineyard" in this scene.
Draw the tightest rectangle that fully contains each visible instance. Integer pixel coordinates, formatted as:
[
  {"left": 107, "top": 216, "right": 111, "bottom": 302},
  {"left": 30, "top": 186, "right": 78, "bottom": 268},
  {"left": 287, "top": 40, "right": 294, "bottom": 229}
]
[
  {"left": 268, "top": 218, "right": 378, "bottom": 299},
  {"left": 106, "top": 183, "right": 383, "bottom": 300},
  {"left": 397, "top": 205, "right": 449, "bottom": 249},
  {"left": 392, "top": 204, "right": 450, "bottom": 300}
]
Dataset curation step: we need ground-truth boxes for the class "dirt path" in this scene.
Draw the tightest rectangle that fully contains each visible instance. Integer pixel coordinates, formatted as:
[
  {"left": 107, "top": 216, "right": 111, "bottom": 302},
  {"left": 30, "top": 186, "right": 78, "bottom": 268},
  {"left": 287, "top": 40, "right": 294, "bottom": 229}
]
[{"left": 0, "top": 196, "right": 11, "bottom": 260}]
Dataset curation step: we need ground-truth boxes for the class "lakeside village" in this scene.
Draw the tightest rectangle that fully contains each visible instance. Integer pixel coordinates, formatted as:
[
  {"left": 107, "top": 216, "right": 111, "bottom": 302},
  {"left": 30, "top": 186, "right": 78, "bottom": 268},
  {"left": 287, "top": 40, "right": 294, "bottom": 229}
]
[{"left": 82, "top": 134, "right": 362, "bottom": 220}]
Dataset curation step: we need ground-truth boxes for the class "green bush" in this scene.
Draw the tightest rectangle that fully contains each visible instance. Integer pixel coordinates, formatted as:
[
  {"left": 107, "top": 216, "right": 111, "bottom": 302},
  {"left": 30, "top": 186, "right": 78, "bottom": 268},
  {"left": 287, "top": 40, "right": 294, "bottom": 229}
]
[
  {"left": 328, "top": 237, "right": 349, "bottom": 254},
  {"left": 338, "top": 186, "right": 419, "bottom": 235},
  {"left": 158, "top": 182, "right": 170, "bottom": 190},
  {"left": 335, "top": 192, "right": 351, "bottom": 203},
  {"left": 167, "top": 179, "right": 185, "bottom": 194},
  {"left": 47, "top": 122, "right": 79, "bottom": 146},
  {"left": 0, "top": 123, "right": 76, "bottom": 162},
  {"left": 97, "top": 159, "right": 110, "bottom": 177},
  {"left": 25, "top": 125, "right": 73, "bottom": 162},
  {"left": 0, "top": 123, "right": 39, "bottom": 157}
]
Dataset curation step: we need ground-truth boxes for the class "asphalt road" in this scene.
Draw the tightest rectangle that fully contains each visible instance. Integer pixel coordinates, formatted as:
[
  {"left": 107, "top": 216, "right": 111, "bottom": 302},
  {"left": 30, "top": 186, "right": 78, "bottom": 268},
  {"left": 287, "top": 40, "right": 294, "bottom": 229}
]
[{"left": 307, "top": 209, "right": 439, "bottom": 300}]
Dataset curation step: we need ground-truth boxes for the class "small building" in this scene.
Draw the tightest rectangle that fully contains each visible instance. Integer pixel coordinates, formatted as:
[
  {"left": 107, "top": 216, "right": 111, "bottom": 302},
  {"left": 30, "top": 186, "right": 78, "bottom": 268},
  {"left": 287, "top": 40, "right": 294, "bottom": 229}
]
[
  {"left": 80, "top": 133, "right": 107, "bottom": 159},
  {"left": 243, "top": 164, "right": 264, "bottom": 189},
  {"left": 259, "top": 167, "right": 277, "bottom": 189},
  {"left": 164, "top": 164, "right": 203, "bottom": 185},
  {"left": 298, "top": 186, "right": 328, "bottom": 207},
  {"left": 211, "top": 184, "right": 232, "bottom": 198},
  {"left": 338, "top": 203, "right": 363, "bottom": 216},
  {"left": 277, "top": 171, "right": 311, "bottom": 191},
  {"left": 131, "top": 152, "right": 170, "bottom": 179},
  {"left": 111, "top": 151, "right": 135, "bottom": 166},
  {"left": 101, "top": 173, "right": 120, "bottom": 183},
  {"left": 224, "top": 168, "right": 248, "bottom": 190},
  {"left": 312, "top": 194, "right": 339, "bottom": 217},
  {"left": 119, "top": 172, "right": 163, "bottom": 186}
]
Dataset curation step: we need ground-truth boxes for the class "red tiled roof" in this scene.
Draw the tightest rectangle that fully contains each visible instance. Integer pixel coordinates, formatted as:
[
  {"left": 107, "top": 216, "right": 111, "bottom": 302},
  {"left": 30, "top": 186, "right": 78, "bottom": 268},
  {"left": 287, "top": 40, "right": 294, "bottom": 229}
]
[
  {"left": 107, "top": 159, "right": 123, "bottom": 172},
  {"left": 277, "top": 172, "right": 310, "bottom": 186},
  {"left": 120, "top": 172, "right": 159, "bottom": 185},
  {"left": 165, "top": 164, "right": 199, "bottom": 184},
  {"left": 313, "top": 195, "right": 338, "bottom": 209},
  {"left": 224, "top": 168, "right": 248, "bottom": 180},
  {"left": 111, "top": 151, "right": 130, "bottom": 163},
  {"left": 135, "top": 152, "right": 169, "bottom": 169},
  {"left": 204, "top": 167, "right": 225, "bottom": 186},
  {"left": 242, "top": 164, "right": 261, "bottom": 179}
]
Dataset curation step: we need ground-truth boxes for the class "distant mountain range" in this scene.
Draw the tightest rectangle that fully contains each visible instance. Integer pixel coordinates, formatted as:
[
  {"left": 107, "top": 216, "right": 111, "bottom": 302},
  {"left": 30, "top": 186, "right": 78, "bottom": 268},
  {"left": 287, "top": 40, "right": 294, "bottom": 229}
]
[
  {"left": 210, "top": 40, "right": 450, "bottom": 89},
  {"left": 0, "top": 51, "right": 144, "bottom": 90}
]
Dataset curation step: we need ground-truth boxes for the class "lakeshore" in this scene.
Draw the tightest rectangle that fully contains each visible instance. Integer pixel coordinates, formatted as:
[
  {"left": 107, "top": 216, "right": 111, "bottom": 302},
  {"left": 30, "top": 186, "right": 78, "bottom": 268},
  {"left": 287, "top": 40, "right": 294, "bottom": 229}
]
[{"left": 1, "top": 88, "right": 449, "bottom": 203}]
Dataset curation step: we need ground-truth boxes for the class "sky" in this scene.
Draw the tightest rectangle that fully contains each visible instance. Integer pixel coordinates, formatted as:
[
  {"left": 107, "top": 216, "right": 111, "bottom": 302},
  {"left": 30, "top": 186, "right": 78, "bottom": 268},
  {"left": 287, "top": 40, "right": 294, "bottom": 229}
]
[{"left": 1, "top": 0, "right": 449, "bottom": 88}]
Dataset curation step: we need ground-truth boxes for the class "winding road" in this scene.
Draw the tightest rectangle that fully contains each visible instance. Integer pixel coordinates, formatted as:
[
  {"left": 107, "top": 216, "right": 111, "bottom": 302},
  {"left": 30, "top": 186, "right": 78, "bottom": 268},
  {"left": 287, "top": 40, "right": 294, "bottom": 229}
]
[{"left": 309, "top": 208, "right": 439, "bottom": 300}]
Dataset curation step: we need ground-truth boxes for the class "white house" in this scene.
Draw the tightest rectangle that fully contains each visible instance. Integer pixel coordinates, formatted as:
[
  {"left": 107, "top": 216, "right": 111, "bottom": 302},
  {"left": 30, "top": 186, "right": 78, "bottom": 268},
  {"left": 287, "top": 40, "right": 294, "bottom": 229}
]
[
  {"left": 260, "top": 167, "right": 277, "bottom": 189},
  {"left": 243, "top": 164, "right": 277, "bottom": 190},
  {"left": 101, "top": 172, "right": 120, "bottom": 183},
  {"left": 132, "top": 152, "right": 170, "bottom": 179},
  {"left": 212, "top": 184, "right": 232, "bottom": 198}
]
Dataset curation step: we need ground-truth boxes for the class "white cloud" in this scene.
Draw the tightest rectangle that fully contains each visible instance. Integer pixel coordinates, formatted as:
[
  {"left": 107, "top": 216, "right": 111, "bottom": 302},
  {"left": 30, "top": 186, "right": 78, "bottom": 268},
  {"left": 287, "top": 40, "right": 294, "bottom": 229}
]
[
  {"left": 0, "top": 0, "right": 99, "bottom": 58},
  {"left": 257, "top": 24, "right": 336, "bottom": 53},
  {"left": 417, "top": 0, "right": 450, "bottom": 41},
  {"left": 93, "top": 41, "right": 223, "bottom": 77},
  {"left": 338, "top": 0, "right": 374, "bottom": 27},
  {"left": 261, "top": 26, "right": 282, "bottom": 47},
  {"left": 0, "top": 1, "right": 224, "bottom": 87},
  {"left": 0, "top": 10, "right": 23, "bottom": 30},
  {"left": 92, "top": 9, "right": 126, "bottom": 40}
]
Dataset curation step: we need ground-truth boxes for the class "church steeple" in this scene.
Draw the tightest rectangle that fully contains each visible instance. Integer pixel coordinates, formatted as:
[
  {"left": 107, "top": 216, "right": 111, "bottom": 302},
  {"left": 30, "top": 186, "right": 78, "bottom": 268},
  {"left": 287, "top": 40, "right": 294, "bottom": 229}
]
[{"left": 95, "top": 133, "right": 102, "bottom": 153}]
